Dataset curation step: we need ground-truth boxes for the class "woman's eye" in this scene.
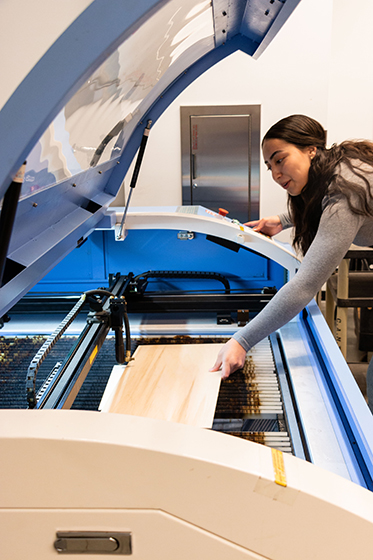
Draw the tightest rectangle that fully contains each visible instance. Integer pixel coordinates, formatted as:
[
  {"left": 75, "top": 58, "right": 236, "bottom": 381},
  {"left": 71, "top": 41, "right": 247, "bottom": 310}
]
[{"left": 276, "top": 158, "right": 283, "bottom": 164}]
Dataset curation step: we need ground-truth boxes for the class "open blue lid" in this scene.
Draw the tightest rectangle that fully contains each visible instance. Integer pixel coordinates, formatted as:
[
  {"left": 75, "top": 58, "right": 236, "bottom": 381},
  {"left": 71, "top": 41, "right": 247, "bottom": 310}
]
[{"left": 0, "top": 0, "right": 301, "bottom": 315}]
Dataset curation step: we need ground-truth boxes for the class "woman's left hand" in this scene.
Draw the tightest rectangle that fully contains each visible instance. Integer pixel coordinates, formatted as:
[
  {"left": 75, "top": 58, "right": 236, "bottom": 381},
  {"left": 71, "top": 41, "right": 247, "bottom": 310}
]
[{"left": 210, "top": 338, "right": 247, "bottom": 379}]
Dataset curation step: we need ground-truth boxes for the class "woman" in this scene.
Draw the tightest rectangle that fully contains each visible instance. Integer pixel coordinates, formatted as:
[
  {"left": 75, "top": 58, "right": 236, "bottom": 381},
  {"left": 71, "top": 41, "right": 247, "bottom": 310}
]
[{"left": 211, "top": 114, "right": 373, "bottom": 381}]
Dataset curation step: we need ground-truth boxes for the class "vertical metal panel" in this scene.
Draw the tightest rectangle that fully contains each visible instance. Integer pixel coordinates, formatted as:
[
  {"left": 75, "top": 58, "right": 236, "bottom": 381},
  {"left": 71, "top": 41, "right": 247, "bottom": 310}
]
[
  {"left": 181, "top": 105, "right": 260, "bottom": 223},
  {"left": 189, "top": 115, "right": 250, "bottom": 220}
]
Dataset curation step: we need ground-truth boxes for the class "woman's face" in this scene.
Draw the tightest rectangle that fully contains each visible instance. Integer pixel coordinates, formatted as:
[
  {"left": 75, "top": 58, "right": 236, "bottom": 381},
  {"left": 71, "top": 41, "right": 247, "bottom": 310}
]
[{"left": 262, "top": 138, "right": 316, "bottom": 196}]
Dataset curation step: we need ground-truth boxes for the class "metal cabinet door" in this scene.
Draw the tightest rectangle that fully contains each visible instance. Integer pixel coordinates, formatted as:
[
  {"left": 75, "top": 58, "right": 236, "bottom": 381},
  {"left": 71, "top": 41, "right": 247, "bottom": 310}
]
[{"left": 181, "top": 106, "right": 260, "bottom": 223}]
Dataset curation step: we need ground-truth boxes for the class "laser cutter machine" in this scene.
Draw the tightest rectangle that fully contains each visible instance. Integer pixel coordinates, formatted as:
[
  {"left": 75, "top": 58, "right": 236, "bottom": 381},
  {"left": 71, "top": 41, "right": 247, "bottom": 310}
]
[{"left": 1, "top": 2, "right": 373, "bottom": 559}]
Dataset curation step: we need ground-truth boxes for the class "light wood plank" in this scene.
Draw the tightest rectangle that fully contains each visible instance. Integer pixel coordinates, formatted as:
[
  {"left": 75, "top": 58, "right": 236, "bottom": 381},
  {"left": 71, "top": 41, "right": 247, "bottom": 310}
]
[{"left": 100, "top": 344, "right": 224, "bottom": 428}]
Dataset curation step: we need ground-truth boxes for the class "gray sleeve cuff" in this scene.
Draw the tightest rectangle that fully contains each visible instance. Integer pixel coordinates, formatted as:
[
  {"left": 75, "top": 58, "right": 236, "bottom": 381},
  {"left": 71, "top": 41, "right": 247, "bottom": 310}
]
[{"left": 232, "top": 330, "right": 252, "bottom": 353}]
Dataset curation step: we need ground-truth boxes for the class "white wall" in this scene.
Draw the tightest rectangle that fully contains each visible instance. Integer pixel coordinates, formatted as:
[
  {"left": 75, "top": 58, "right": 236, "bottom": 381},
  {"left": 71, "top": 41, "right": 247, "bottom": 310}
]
[
  {"left": 117, "top": 0, "right": 334, "bottom": 243},
  {"left": 0, "top": 0, "right": 93, "bottom": 111},
  {"left": 114, "top": 0, "right": 373, "bottom": 245},
  {"left": 327, "top": 0, "right": 373, "bottom": 144}
]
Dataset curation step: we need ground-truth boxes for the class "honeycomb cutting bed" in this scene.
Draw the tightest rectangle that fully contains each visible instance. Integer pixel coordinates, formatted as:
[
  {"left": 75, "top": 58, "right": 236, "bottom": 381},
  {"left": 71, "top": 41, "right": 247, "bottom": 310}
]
[{"left": 0, "top": 335, "right": 291, "bottom": 453}]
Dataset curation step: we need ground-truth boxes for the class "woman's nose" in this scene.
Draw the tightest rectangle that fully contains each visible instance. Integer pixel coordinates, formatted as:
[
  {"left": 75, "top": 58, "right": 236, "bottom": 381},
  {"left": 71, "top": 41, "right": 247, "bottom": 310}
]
[{"left": 272, "top": 168, "right": 281, "bottom": 182}]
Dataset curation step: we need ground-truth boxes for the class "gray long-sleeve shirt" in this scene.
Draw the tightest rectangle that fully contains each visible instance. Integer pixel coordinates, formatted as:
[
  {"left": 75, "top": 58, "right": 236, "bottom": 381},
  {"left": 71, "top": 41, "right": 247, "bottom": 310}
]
[{"left": 232, "top": 162, "right": 373, "bottom": 352}]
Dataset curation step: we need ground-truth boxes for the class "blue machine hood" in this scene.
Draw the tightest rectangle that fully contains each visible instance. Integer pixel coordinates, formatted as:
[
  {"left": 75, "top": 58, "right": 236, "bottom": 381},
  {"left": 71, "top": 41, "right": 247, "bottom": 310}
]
[{"left": 0, "top": 0, "right": 301, "bottom": 316}]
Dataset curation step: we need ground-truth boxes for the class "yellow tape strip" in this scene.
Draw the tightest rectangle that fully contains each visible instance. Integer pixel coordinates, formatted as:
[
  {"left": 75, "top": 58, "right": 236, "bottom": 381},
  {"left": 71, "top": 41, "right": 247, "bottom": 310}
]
[
  {"left": 271, "top": 448, "right": 287, "bottom": 487},
  {"left": 89, "top": 345, "right": 98, "bottom": 365}
]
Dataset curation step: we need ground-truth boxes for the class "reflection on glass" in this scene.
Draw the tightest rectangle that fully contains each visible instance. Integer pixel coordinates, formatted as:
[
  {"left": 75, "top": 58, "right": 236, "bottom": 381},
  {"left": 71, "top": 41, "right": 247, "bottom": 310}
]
[
  {"left": 171, "top": 6, "right": 213, "bottom": 64},
  {"left": 21, "top": 0, "right": 214, "bottom": 200}
]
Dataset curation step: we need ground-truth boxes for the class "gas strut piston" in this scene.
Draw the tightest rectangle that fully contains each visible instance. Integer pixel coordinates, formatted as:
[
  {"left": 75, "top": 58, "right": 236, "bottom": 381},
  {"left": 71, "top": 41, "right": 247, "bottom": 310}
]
[{"left": 117, "top": 120, "right": 152, "bottom": 240}]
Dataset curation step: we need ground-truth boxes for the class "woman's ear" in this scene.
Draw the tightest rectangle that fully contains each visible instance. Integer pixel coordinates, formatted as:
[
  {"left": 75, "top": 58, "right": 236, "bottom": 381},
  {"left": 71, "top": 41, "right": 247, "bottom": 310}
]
[{"left": 309, "top": 146, "right": 317, "bottom": 160}]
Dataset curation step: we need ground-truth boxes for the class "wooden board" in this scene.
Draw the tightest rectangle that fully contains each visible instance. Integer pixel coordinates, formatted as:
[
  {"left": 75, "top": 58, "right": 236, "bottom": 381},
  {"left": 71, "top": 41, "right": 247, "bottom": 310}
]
[{"left": 99, "top": 344, "right": 224, "bottom": 428}]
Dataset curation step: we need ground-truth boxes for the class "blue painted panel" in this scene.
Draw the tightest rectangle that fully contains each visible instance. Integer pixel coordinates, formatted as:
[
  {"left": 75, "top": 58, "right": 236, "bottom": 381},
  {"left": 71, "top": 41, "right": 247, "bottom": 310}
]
[
  {"left": 31, "top": 232, "right": 107, "bottom": 293},
  {"left": 33, "top": 229, "right": 285, "bottom": 294}
]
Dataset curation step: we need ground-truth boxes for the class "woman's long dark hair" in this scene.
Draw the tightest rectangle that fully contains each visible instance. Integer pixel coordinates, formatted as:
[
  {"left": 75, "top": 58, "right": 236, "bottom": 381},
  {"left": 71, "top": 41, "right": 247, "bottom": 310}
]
[{"left": 262, "top": 115, "right": 373, "bottom": 255}]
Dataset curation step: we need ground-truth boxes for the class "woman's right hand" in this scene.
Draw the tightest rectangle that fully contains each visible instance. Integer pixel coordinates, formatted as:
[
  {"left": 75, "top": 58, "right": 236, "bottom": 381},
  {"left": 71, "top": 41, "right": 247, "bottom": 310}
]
[
  {"left": 244, "top": 215, "right": 283, "bottom": 237},
  {"left": 210, "top": 338, "right": 247, "bottom": 380}
]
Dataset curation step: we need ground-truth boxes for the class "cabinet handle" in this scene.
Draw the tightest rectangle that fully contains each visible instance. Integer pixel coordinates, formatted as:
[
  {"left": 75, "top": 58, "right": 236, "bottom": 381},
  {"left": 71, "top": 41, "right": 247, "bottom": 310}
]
[{"left": 54, "top": 532, "right": 132, "bottom": 555}]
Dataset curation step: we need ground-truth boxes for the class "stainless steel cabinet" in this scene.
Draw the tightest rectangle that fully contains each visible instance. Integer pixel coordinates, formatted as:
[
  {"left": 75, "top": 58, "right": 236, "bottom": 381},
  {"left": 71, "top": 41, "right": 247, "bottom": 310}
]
[{"left": 181, "top": 105, "right": 260, "bottom": 223}]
